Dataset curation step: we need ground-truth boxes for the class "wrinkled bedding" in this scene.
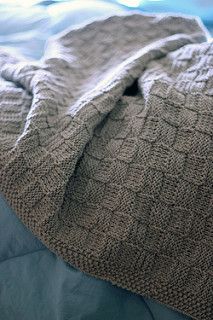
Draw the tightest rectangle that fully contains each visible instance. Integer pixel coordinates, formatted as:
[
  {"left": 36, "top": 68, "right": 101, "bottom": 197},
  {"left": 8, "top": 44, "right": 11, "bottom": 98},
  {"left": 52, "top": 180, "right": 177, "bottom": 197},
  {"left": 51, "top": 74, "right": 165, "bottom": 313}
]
[
  {"left": 0, "top": 3, "right": 192, "bottom": 319},
  {"left": 0, "top": 194, "right": 190, "bottom": 320},
  {"left": 0, "top": 3, "right": 212, "bottom": 320},
  {"left": 0, "top": 1, "right": 125, "bottom": 59}
]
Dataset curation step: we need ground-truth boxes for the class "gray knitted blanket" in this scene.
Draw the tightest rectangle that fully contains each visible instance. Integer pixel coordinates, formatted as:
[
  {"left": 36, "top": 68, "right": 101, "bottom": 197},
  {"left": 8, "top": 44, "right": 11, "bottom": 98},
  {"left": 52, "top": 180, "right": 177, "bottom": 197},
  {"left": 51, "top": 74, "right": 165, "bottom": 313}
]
[{"left": 0, "top": 14, "right": 212, "bottom": 320}]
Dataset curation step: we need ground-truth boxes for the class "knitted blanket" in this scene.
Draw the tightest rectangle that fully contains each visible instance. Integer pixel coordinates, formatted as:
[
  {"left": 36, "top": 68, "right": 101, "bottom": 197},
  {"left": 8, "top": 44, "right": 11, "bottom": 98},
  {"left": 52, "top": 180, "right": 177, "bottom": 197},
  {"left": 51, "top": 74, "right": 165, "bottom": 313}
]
[{"left": 0, "top": 14, "right": 212, "bottom": 320}]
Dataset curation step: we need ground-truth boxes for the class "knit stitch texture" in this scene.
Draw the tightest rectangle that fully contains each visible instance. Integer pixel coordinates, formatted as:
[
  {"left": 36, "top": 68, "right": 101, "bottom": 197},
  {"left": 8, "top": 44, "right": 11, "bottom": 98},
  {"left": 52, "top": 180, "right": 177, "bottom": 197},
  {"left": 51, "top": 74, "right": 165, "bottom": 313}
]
[{"left": 0, "top": 14, "right": 212, "bottom": 320}]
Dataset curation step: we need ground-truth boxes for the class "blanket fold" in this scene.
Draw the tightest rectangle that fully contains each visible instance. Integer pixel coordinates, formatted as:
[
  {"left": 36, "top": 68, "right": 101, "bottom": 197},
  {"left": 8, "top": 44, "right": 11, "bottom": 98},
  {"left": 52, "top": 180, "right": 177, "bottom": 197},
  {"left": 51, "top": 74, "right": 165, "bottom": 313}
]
[{"left": 0, "top": 13, "right": 212, "bottom": 320}]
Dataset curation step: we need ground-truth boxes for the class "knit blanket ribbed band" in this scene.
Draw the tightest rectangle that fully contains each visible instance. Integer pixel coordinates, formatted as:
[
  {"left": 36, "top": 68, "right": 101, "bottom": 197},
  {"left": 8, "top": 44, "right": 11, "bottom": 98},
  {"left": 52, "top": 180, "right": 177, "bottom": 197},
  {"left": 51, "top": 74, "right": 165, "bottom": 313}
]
[{"left": 0, "top": 13, "right": 212, "bottom": 320}]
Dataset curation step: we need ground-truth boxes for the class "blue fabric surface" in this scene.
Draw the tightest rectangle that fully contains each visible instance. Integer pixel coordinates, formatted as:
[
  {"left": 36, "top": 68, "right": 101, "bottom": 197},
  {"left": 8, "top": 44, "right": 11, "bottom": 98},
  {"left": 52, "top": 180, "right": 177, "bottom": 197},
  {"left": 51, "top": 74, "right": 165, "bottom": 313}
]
[
  {"left": 112, "top": 0, "right": 213, "bottom": 25},
  {"left": 0, "top": 1, "right": 125, "bottom": 59},
  {"left": 111, "top": 0, "right": 213, "bottom": 36},
  {"left": 0, "top": 0, "right": 212, "bottom": 60},
  {"left": 0, "top": 194, "right": 191, "bottom": 320}
]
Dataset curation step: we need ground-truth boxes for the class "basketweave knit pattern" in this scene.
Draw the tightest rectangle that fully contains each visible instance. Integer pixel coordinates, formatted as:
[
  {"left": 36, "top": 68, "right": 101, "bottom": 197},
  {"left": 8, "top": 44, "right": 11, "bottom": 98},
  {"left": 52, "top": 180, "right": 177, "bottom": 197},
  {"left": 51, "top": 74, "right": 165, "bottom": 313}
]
[{"left": 0, "top": 14, "right": 212, "bottom": 320}]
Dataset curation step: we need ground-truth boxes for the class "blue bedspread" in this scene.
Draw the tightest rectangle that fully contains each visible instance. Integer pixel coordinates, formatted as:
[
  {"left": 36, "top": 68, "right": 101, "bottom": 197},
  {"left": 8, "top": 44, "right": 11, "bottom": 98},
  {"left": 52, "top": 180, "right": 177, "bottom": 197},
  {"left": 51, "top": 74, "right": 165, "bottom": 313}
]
[
  {"left": 0, "top": 194, "right": 191, "bottom": 320},
  {"left": 0, "top": 0, "right": 212, "bottom": 59}
]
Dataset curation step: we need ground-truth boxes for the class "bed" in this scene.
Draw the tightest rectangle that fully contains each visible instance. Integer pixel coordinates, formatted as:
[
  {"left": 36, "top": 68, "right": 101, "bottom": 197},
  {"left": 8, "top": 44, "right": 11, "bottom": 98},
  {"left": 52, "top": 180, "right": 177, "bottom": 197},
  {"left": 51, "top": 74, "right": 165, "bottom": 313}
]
[{"left": 0, "top": 1, "right": 212, "bottom": 319}]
